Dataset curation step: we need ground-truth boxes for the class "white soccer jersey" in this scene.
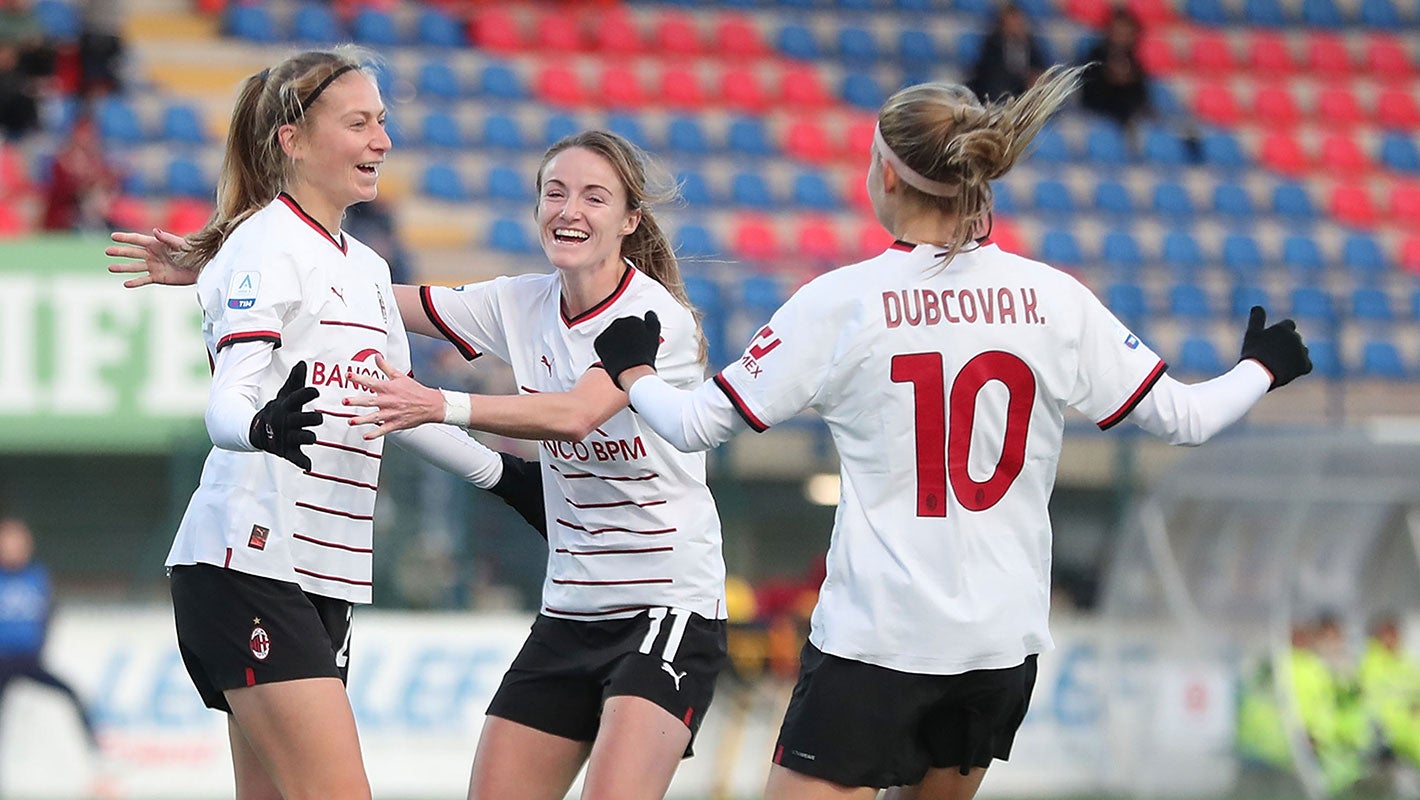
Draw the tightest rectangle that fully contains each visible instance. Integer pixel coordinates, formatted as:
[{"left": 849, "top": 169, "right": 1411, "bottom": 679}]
[
  {"left": 421, "top": 266, "right": 727, "bottom": 620},
  {"left": 715, "top": 241, "right": 1165, "bottom": 674},
  {"left": 168, "top": 194, "right": 410, "bottom": 604}
]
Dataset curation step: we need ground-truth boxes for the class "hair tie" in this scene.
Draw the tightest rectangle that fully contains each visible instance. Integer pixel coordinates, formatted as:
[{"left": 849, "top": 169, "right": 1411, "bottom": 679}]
[
  {"left": 256, "top": 67, "right": 271, "bottom": 82},
  {"left": 299, "top": 64, "right": 357, "bottom": 112},
  {"left": 873, "top": 123, "right": 960, "bottom": 198}
]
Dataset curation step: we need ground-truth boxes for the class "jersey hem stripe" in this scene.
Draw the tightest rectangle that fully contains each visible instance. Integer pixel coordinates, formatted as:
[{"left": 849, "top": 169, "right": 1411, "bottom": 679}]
[
  {"left": 295, "top": 501, "right": 374, "bottom": 521},
  {"left": 216, "top": 331, "right": 281, "bottom": 351},
  {"left": 1098, "top": 359, "right": 1168, "bottom": 430},
  {"left": 552, "top": 578, "right": 674, "bottom": 586},
  {"left": 555, "top": 546, "right": 675, "bottom": 556},
  {"left": 292, "top": 532, "right": 374, "bottom": 553},
  {"left": 713, "top": 373, "right": 769, "bottom": 432},
  {"left": 314, "top": 440, "right": 382, "bottom": 459},
  {"left": 320, "top": 320, "right": 387, "bottom": 335},
  {"left": 566, "top": 498, "right": 667, "bottom": 509},
  {"left": 293, "top": 567, "right": 371, "bottom": 586},
  {"left": 303, "top": 470, "right": 378, "bottom": 491},
  {"left": 419, "top": 285, "right": 481, "bottom": 360},
  {"left": 556, "top": 518, "right": 676, "bottom": 535}
]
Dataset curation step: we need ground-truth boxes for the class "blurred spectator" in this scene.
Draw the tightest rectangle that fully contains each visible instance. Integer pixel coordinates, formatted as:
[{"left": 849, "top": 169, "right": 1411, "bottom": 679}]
[
  {"left": 1292, "top": 614, "right": 1372, "bottom": 795},
  {"left": 40, "top": 112, "right": 118, "bottom": 231},
  {"left": 0, "top": 0, "right": 55, "bottom": 80},
  {"left": 0, "top": 41, "right": 37, "bottom": 139},
  {"left": 77, "top": 0, "right": 123, "bottom": 96},
  {"left": 344, "top": 197, "right": 411, "bottom": 284},
  {"left": 1361, "top": 614, "right": 1420, "bottom": 769},
  {"left": 1079, "top": 8, "right": 1151, "bottom": 130},
  {"left": 966, "top": 3, "right": 1049, "bottom": 103},
  {"left": 0, "top": 517, "right": 98, "bottom": 748}
]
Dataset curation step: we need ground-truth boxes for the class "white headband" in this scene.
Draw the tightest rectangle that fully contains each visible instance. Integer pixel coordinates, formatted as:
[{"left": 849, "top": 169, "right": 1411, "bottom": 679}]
[{"left": 873, "top": 123, "right": 960, "bottom": 198}]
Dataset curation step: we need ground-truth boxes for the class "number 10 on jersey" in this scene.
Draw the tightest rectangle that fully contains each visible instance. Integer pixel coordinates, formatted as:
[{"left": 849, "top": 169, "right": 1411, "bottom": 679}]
[{"left": 890, "top": 351, "right": 1034, "bottom": 517}]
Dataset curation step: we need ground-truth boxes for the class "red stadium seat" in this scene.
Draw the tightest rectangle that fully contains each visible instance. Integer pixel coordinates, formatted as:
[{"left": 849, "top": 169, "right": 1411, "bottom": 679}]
[
  {"left": 652, "top": 12, "right": 703, "bottom": 57},
  {"left": 843, "top": 169, "right": 872, "bottom": 211},
  {"left": 1252, "top": 84, "right": 1301, "bottom": 129},
  {"left": 718, "top": 66, "right": 769, "bottom": 113},
  {"left": 1137, "top": 34, "right": 1178, "bottom": 74},
  {"left": 795, "top": 216, "right": 843, "bottom": 263},
  {"left": 1319, "top": 135, "right": 1371, "bottom": 173},
  {"left": 106, "top": 195, "right": 152, "bottom": 232},
  {"left": 1065, "top": 0, "right": 1112, "bottom": 28},
  {"left": 986, "top": 216, "right": 1024, "bottom": 255},
  {"left": 597, "top": 63, "right": 647, "bottom": 109},
  {"left": 1329, "top": 184, "right": 1378, "bottom": 227},
  {"left": 1316, "top": 86, "right": 1365, "bottom": 126},
  {"left": 779, "top": 64, "right": 832, "bottom": 109},
  {"left": 1364, "top": 36, "right": 1414, "bottom": 82},
  {"left": 783, "top": 118, "right": 835, "bottom": 164},
  {"left": 1399, "top": 235, "right": 1420, "bottom": 274},
  {"left": 592, "top": 10, "right": 644, "bottom": 55},
  {"left": 1126, "top": 0, "right": 1176, "bottom": 26},
  {"left": 1187, "top": 32, "right": 1237, "bottom": 75},
  {"left": 469, "top": 8, "right": 523, "bottom": 53},
  {"left": 732, "top": 214, "right": 780, "bottom": 261},
  {"left": 0, "top": 198, "right": 26, "bottom": 236},
  {"left": 163, "top": 198, "right": 213, "bottom": 235},
  {"left": 1259, "top": 132, "right": 1310, "bottom": 176},
  {"left": 1304, "top": 34, "right": 1353, "bottom": 74},
  {"left": 1194, "top": 82, "right": 1242, "bottom": 125},
  {"left": 1246, "top": 32, "right": 1297, "bottom": 77},
  {"left": 855, "top": 220, "right": 894, "bottom": 258},
  {"left": 844, "top": 117, "right": 875, "bottom": 162},
  {"left": 0, "top": 143, "right": 32, "bottom": 197},
  {"left": 1376, "top": 89, "right": 1420, "bottom": 129},
  {"left": 658, "top": 65, "right": 709, "bottom": 110},
  {"left": 712, "top": 15, "right": 767, "bottom": 59},
  {"left": 535, "top": 63, "right": 585, "bottom": 107},
  {"left": 1387, "top": 182, "right": 1420, "bottom": 221},
  {"left": 534, "top": 9, "right": 584, "bottom": 52}
]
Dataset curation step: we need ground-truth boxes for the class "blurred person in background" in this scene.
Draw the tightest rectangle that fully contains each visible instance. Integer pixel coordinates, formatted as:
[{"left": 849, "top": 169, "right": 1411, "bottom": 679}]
[
  {"left": 1078, "top": 7, "right": 1151, "bottom": 132},
  {"left": 0, "top": 517, "right": 99, "bottom": 749},
  {"left": 965, "top": 3, "right": 1049, "bottom": 103},
  {"left": 590, "top": 65, "right": 1313, "bottom": 800},
  {"left": 76, "top": 0, "right": 124, "bottom": 96},
  {"left": 1291, "top": 614, "right": 1372, "bottom": 795},
  {"left": 104, "top": 46, "right": 543, "bottom": 800},
  {"left": 40, "top": 112, "right": 118, "bottom": 230},
  {"left": 0, "top": 41, "right": 38, "bottom": 139},
  {"left": 1361, "top": 614, "right": 1420, "bottom": 780}
]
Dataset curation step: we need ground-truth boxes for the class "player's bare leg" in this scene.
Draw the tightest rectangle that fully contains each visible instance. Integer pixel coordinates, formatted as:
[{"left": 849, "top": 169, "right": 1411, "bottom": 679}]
[
  {"left": 227, "top": 716, "right": 282, "bottom": 800},
  {"left": 880, "top": 766, "right": 988, "bottom": 800},
  {"left": 224, "top": 677, "right": 370, "bottom": 800},
  {"left": 467, "top": 715, "right": 591, "bottom": 800},
  {"left": 579, "top": 695, "right": 692, "bottom": 800},
  {"left": 763, "top": 763, "right": 879, "bottom": 800}
]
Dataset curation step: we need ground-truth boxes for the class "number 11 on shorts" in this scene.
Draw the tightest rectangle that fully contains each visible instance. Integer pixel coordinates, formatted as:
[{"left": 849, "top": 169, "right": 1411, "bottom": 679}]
[{"left": 639, "top": 607, "right": 690, "bottom": 662}]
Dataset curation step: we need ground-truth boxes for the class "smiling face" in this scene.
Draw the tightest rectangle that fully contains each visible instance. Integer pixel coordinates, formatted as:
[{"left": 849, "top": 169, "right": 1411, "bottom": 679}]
[
  {"left": 280, "top": 71, "right": 390, "bottom": 226},
  {"left": 535, "top": 146, "right": 641, "bottom": 276}
]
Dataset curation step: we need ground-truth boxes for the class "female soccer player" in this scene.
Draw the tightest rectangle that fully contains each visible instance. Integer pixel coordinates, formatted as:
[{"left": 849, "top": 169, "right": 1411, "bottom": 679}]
[{"left": 591, "top": 66, "right": 1313, "bottom": 800}]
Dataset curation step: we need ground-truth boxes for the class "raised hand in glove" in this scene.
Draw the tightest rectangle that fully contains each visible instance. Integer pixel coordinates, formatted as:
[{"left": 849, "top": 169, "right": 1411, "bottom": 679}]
[
  {"left": 249, "top": 362, "right": 324, "bottom": 470},
  {"left": 1239, "top": 306, "right": 1312, "bottom": 390},
  {"left": 594, "top": 311, "right": 661, "bottom": 390}
]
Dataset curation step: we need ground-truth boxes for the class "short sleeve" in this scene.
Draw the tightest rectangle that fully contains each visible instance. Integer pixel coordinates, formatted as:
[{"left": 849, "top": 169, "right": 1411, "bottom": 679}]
[
  {"left": 199, "top": 245, "right": 303, "bottom": 352},
  {"left": 418, "top": 279, "right": 511, "bottom": 363},
  {"left": 1066, "top": 282, "right": 1168, "bottom": 429},
  {"left": 712, "top": 286, "right": 835, "bottom": 432}
]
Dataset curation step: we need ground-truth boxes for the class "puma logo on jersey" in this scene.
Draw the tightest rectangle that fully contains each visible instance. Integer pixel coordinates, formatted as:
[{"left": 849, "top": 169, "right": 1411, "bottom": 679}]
[
  {"left": 331, "top": 286, "right": 345, "bottom": 304},
  {"left": 541, "top": 355, "right": 553, "bottom": 375},
  {"left": 661, "top": 662, "right": 687, "bottom": 691}
]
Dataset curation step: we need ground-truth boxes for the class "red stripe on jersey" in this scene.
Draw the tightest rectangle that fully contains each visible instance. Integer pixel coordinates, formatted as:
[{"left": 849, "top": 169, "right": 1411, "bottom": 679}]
[
  {"left": 543, "top": 604, "right": 652, "bottom": 617},
  {"left": 304, "top": 470, "right": 378, "bottom": 491},
  {"left": 216, "top": 331, "right": 281, "bottom": 351},
  {"left": 316, "top": 408, "right": 358, "bottom": 418},
  {"left": 314, "top": 440, "right": 382, "bottom": 459},
  {"left": 320, "top": 320, "right": 387, "bottom": 335},
  {"left": 566, "top": 498, "right": 667, "bottom": 509},
  {"left": 550, "top": 520, "right": 673, "bottom": 537},
  {"left": 245, "top": 667, "right": 256, "bottom": 686},
  {"left": 418, "top": 285, "right": 481, "bottom": 360},
  {"left": 1098, "top": 359, "right": 1168, "bottom": 430},
  {"left": 552, "top": 577, "right": 673, "bottom": 586},
  {"left": 558, "top": 471, "right": 659, "bottom": 482},
  {"left": 555, "top": 546, "right": 674, "bottom": 556},
  {"left": 713, "top": 374, "right": 769, "bottom": 432},
  {"left": 278, "top": 193, "right": 347, "bottom": 254},
  {"left": 683, "top": 707, "right": 694, "bottom": 727},
  {"left": 774, "top": 745, "right": 784, "bottom": 764},
  {"left": 561, "top": 264, "right": 634, "bottom": 328},
  {"left": 295, "top": 502, "right": 374, "bottom": 521},
  {"left": 293, "top": 567, "right": 372, "bottom": 586},
  {"left": 292, "top": 532, "right": 374, "bottom": 553},
  {"left": 224, "top": 547, "right": 232, "bottom": 567},
  {"left": 889, "top": 240, "right": 916, "bottom": 252}
]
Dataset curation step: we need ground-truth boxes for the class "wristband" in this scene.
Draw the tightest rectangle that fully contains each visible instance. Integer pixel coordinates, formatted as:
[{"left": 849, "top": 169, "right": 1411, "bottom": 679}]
[{"left": 441, "top": 389, "right": 471, "bottom": 427}]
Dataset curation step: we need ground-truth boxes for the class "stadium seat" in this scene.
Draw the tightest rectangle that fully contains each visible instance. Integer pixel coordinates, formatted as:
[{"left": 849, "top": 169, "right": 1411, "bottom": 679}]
[
  {"left": 106, "top": 195, "right": 151, "bottom": 232},
  {"left": 1319, "top": 135, "right": 1371, "bottom": 173},
  {"left": 658, "top": 66, "right": 709, "bottom": 111},
  {"left": 1188, "top": 32, "right": 1237, "bottom": 74},
  {"left": 1290, "top": 286, "right": 1336, "bottom": 322},
  {"left": 598, "top": 64, "right": 648, "bottom": 110},
  {"left": 720, "top": 67, "right": 771, "bottom": 113},
  {"left": 675, "top": 224, "right": 719, "bottom": 257},
  {"left": 592, "top": 10, "right": 643, "bottom": 55},
  {"left": 780, "top": 65, "right": 833, "bottom": 109},
  {"left": 416, "top": 7, "right": 463, "bottom": 47},
  {"left": 470, "top": 8, "right": 523, "bottom": 53},
  {"left": 543, "top": 113, "right": 580, "bottom": 147},
  {"left": 1200, "top": 130, "right": 1247, "bottom": 170},
  {"left": 956, "top": 31, "right": 985, "bottom": 67},
  {"left": 1351, "top": 287, "right": 1393, "bottom": 320},
  {"left": 1342, "top": 233, "right": 1387, "bottom": 277},
  {"left": 1304, "top": 34, "right": 1353, "bottom": 74},
  {"left": 1402, "top": 237, "right": 1420, "bottom": 274},
  {"left": 1039, "top": 229, "right": 1083, "bottom": 265},
  {"left": 1388, "top": 182, "right": 1420, "bottom": 220},
  {"left": 792, "top": 173, "right": 838, "bottom": 211},
  {"left": 1252, "top": 84, "right": 1301, "bottom": 129},
  {"left": 533, "top": 10, "right": 583, "bottom": 52},
  {"left": 727, "top": 117, "right": 773, "bottom": 157},
  {"left": 1301, "top": 0, "right": 1344, "bottom": 27},
  {"left": 1221, "top": 233, "right": 1264, "bottom": 278},
  {"left": 1330, "top": 184, "right": 1378, "bottom": 227},
  {"left": 897, "top": 30, "right": 941, "bottom": 65},
  {"left": 1177, "top": 335, "right": 1224, "bottom": 375},
  {"left": 1380, "top": 134, "right": 1420, "bottom": 173},
  {"left": 1376, "top": 89, "right": 1420, "bottom": 129},
  {"left": 682, "top": 274, "right": 727, "bottom": 361},
  {"left": 732, "top": 215, "right": 780, "bottom": 261},
  {"left": 713, "top": 16, "right": 768, "bottom": 59},
  {"left": 844, "top": 170, "right": 873, "bottom": 211},
  {"left": 166, "top": 158, "right": 210, "bottom": 198},
  {"left": 1358, "top": 0, "right": 1401, "bottom": 26},
  {"left": 479, "top": 64, "right": 525, "bottom": 100},
  {"left": 856, "top": 220, "right": 894, "bottom": 258},
  {"left": 418, "top": 62, "right": 461, "bottom": 100},
  {"left": 1138, "top": 34, "right": 1179, "bottom": 73},
  {"left": 841, "top": 73, "right": 885, "bottom": 110},
  {"left": 1212, "top": 183, "right": 1254, "bottom": 217},
  {"left": 161, "top": 103, "right": 207, "bottom": 144},
  {"left": 1307, "top": 338, "right": 1343, "bottom": 378},
  {"left": 1194, "top": 82, "right": 1242, "bottom": 125},
  {"left": 487, "top": 165, "right": 530, "bottom": 202},
  {"left": 481, "top": 114, "right": 524, "bottom": 150},
  {"left": 1187, "top": 0, "right": 1232, "bottom": 24},
  {"left": 844, "top": 117, "right": 875, "bottom": 161},
  {"left": 352, "top": 8, "right": 399, "bottom": 46},
  {"left": 535, "top": 64, "right": 585, "bottom": 108},
  {"left": 666, "top": 117, "right": 709, "bottom": 155},
  {"left": 96, "top": 96, "right": 144, "bottom": 143},
  {"left": 1316, "top": 87, "right": 1365, "bottom": 127},
  {"left": 1259, "top": 133, "right": 1309, "bottom": 176},
  {"left": 652, "top": 13, "right": 703, "bottom": 57},
  {"left": 784, "top": 118, "right": 835, "bottom": 164},
  {"left": 1161, "top": 230, "right": 1204, "bottom": 273},
  {"left": 777, "top": 24, "right": 820, "bottom": 61},
  {"left": 796, "top": 216, "right": 844, "bottom": 263},
  {"left": 1231, "top": 285, "right": 1270, "bottom": 318},
  {"left": 489, "top": 218, "right": 537, "bottom": 254},
  {"left": 422, "top": 163, "right": 469, "bottom": 201},
  {"left": 1364, "top": 36, "right": 1413, "bottom": 82},
  {"left": 1360, "top": 340, "right": 1406, "bottom": 379},
  {"left": 1141, "top": 126, "right": 1190, "bottom": 167},
  {"left": 1085, "top": 123, "right": 1130, "bottom": 164},
  {"left": 676, "top": 170, "right": 714, "bottom": 206},
  {"left": 1246, "top": 32, "right": 1296, "bottom": 76},
  {"left": 1106, "top": 282, "right": 1148, "bottom": 320},
  {"left": 836, "top": 26, "right": 881, "bottom": 63},
  {"left": 742, "top": 274, "right": 786, "bottom": 320},
  {"left": 731, "top": 173, "right": 776, "bottom": 209},
  {"left": 1026, "top": 127, "right": 1071, "bottom": 164},
  {"left": 422, "top": 111, "right": 464, "bottom": 149},
  {"left": 1282, "top": 234, "right": 1325, "bottom": 277},
  {"left": 1094, "top": 181, "right": 1134, "bottom": 215},
  {"left": 1152, "top": 181, "right": 1195, "bottom": 219},
  {"left": 34, "top": 0, "right": 79, "bottom": 41},
  {"left": 1272, "top": 181, "right": 1317, "bottom": 219},
  {"left": 162, "top": 198, "right": 213, "bottom": 235},
  {"left": 1033, "top": 180, "right": 1076, "bottom": 215},
  {"left": 292, "top": 3, "right": 342, "bottom": 43},
  {"left": 1101, "top": 230, "right": 1144, "bottom": 270},
  {"left": 1128, "top": 0, "right": 1177, "bottom": 25}
]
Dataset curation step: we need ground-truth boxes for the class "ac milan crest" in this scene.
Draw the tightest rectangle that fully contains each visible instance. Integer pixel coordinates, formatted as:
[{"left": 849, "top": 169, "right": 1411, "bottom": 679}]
[{"left": 250, "top": 622, "right": 271, "bottom": 660}]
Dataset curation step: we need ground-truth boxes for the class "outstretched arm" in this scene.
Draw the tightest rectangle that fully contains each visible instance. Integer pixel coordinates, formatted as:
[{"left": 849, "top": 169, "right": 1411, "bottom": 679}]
[{"left": 388, "top": 425, "right": 547, "bottom": 537}]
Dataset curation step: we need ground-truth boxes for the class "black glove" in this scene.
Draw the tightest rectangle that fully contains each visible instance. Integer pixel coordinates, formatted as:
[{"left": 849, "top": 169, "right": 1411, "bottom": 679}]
[
  {"left": 1238, "top": 305, "right": 1312, "bottom": 390},
  {"left": 249, "top": 362, "right": 323, "bottom": 470},
  {"left": 489, "top": 452, "right": 547, "bottom": 539},
  {"left": 594, "top": 311, "right": 661, "bottom": 390}
]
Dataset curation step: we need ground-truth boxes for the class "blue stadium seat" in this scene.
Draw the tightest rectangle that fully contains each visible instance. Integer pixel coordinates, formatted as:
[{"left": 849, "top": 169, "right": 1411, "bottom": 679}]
[
  {"left": 842, "top": 73, "right": 885, "bottom": 110},
  {"left": 777, "top": 25, "right": 820, "bottom": 60},
  {"left": 675, "top": 224, "right": 720, "bottom": 257},
  {"left": 792, "top": 172, "right": 838, "bottom": 210},
  {"left": 1027, "top": 126, "right": 1070, "bottom": 164},
  {"left": 1222, "top": 234, "right": 1264, "bottom": 277},
  {"left": 418, "top": 62, "right": 461, "bottom": 100},
  {"left": 731, "top": 173, "right": 776, "bottom": 209},
  {"left": 1351, "top": 287, "right": 1393, "bottom": 320},
  {"left": 161, "top": 103, "right": 206, "bottom": 144},
  {"left": 1272, "top": 182, "right": 1316, "bottom": 220},
  {"left": 606, "top": 113, "right": 649, "bottom": 149},
  {"left": 1149, "top": 83, "right": 1184, "bottom": 117},
  {"left": 488, "top": 218, "right": 537, "bottom": 254},
  {"left": 384, "top": 114, "right": 409, "bottom": 148},
  {"left": 1359, "top": 0, "right": 1401, "bottom": 26},
  {"left": 1360, "top": 340, "right": 1406, "bottom": 379},
  {"left": 479, "top": 64, "right": 525, "bottom": 100},
  {"left": 1033, "top": 180, "right": 1076, "bottom": 215},
  {"left": 1290, "top": 287, "right": 1336, "bottom": 322},
  {"left": 742, "top": 274, "right": 785, "bottom": 318},
  {"left": 544, "top": 113, "right": 580, "bottom": 147},
  {"left": 957, "top": 31, "right": 985, "bottom": 67},
  {"left": 1231, "top": 285, "right": 1270, "bottom": 318},
  {"left": 1141, "top": 127, "right": 1190, "bottom": 167},
  {"left": 1212, "top": 183, "right": 1254, "bottom": 218},
  {"left": 34, "top": 0, "right": 79, "bottom": 40},
  {"left": 1168, "top": 284, "right": 1213, "bottom": 318},
  {"left": 225, "top": 5, "right": 278, "bottom": 43},
  {"left": 1101, "top": 230, "right": 1143, "bottom": 270},
  {"left": 683, "top": 275, "right": 730, "bottom": 365},
  {"left": 1282, "top": 235, "right": 1325, "bottom": 277},
  {"left": 837, "top": 27, "right": 881, "bottom": 62},
  {"left": 166, "top": 158, "right": 210, "bottom": 198},
  {"left": 1301, "top": 0, "right": 1344, "bottom": 27},
  {"left": 421, "top": 111, "right": 464, "bottom": 149},
  {"left": 416, "top": 7, "right": 464, "bottom": 47},
  {"left": 1308, "top": 339, "right": 1343, "bottom": 378},
  {"left": 422, "top": 163, "right": 469, "bottom": 201},
  {"left": 1244, "top": 0, "right": 1290, "bottom": 25},
  {"left": 1014, "top": 0, "right": 1056, "bottom": 17},
  {"left": 1161, "top": 230, "right": 1204, "bottom": 273},
  {"left": 292, "top": 3, "right": 342, "bottom": 43},
  {"left": 727, "top": 117, "right": 773, "bottom": 157},
  {"left": 1152, "top": 181, "right": 1195, "bottom": 219},
  {"left": 1106, "top": 282, "right": 1148, "bottom": 320},
  {"left": 1085, "top": 123, "right": 1130, "bottom": 164},
  {"left": 992, "top": 182, "right": 1017, "bottom": 213},
  {"left": 1187, "top": 0, "right": 1233, "bottom": 24},
  {"left": 96, "top": 97, "right": 144, "bottom": 143},
  {"left": 352, "top": 8, "right": 399, "bottom": 45},
  {"left": 1379, "top": 134, "right": 1420, "bottom": 173},
  {"left": 666, "top": 117, "right": 709, "bottom": 155},
  {"left": 481, "top": 114, "right": 524, "bottom": 150},
  {"left": 1178, "top": 336, "right": 1224, "bottom": 374},
  {"left": 1039, "top": 230, "right": 1083, "bottom": 265},
  {"left": 898, "top": 30, "right": 941, "bottom": 65},
  {"left": 1343, "top": 234, "right": 1387, "bottom": 278},
  {"left": 1200, "top": 130, "right": 1247, "bottom": 170},
  {"left": 487, "top": 165, "right": 530, "bottom": 202},
  {"left": 677, "top": 171, "right": 714, "bottom": 206}
]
